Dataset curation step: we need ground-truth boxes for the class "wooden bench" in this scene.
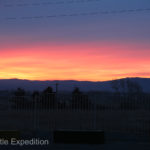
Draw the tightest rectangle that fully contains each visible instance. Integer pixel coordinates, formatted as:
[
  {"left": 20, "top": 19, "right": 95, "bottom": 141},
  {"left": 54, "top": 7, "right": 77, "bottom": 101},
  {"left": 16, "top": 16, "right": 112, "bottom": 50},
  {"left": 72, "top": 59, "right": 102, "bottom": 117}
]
[{"left": 53, "top": 130, "right": 105, "bottom": 144}]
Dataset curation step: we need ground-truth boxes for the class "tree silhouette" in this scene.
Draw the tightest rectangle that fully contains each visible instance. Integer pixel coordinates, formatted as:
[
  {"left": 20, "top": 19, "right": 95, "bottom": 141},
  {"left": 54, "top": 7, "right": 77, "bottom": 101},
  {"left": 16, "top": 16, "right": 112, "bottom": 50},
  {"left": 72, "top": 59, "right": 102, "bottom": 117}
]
[
  {"left": 126, "top": 79, "right": 143, "bottom": 94},
  {"left": 111, "top": 79, "right": 143, "bottom": 94},
  {"left": 111, "top": 80, "right": 119, "bottom": 93},
  {"left": 32, "top": 91, "right": 40, "bottom": 99},
  {"left": 72, "top": 87, "right": 82, "bottom": 95},
  {"left": 14, "top": 88, "right": 25, "bottom": 96},
  {"left": 43, "top": 86, "right": 53, "bottom": 94}
]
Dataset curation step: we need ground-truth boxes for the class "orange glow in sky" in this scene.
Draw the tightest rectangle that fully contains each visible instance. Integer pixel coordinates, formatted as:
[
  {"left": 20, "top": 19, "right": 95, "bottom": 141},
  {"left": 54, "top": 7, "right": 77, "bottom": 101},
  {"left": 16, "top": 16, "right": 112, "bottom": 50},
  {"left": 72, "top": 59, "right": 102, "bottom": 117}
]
[{"left": 0, "top": 41, "right": 150, "bottom": 81}]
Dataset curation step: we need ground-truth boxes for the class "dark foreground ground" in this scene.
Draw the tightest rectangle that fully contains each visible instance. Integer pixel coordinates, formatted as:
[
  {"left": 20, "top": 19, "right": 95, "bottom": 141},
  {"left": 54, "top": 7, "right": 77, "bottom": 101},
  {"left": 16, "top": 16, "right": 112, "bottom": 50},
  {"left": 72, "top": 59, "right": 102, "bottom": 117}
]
[
  {"left": 0, "top": 142, "right": 150, "bottom": 150},
  {"left": 0, "top": 131, "right": 150, "bottom": 150}
]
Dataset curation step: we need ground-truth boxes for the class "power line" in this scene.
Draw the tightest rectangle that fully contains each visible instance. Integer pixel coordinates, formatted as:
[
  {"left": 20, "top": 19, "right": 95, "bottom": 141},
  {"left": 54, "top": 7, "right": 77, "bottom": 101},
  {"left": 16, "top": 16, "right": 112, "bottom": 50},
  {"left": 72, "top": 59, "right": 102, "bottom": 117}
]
[
  {"left": 0, "top": 0, "right": 102, "bottom": 7},
  {"left": 3, "top": 8, "right": 150, "bottom": 20}
]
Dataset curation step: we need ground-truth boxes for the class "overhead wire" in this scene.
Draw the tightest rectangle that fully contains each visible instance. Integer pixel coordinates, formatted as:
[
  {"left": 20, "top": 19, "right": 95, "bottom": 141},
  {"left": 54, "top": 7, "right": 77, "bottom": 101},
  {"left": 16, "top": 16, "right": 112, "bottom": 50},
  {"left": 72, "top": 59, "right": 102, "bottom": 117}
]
[
  {"left": 2, "top": 8, "right": 150, "bottom": 20},
  {"left": 0, "top": 0, "right": 102, "bottom": 7}
]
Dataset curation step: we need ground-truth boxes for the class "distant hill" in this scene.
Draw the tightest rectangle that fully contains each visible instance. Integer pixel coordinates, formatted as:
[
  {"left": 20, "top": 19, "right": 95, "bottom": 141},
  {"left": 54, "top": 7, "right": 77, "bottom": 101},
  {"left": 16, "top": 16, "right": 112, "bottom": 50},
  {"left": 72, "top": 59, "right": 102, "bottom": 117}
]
[{"left": 0, "top": 78, "right": 150, "bottom": 93}]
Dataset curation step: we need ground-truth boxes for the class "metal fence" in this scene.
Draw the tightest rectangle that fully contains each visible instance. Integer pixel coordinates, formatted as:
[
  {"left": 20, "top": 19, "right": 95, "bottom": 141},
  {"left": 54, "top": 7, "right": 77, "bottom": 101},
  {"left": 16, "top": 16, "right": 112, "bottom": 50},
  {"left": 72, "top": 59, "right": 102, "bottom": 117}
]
[{"left": 0, "top": 93, "right": 150, "bottom": 138}]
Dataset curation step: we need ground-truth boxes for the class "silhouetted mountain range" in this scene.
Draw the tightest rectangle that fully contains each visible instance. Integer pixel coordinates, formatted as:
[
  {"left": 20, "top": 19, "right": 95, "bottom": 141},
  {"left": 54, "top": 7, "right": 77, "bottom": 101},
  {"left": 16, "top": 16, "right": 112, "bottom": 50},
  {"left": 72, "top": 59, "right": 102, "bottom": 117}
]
[{"left": 0, "top": 78, "right": 150, "bottom": 93}]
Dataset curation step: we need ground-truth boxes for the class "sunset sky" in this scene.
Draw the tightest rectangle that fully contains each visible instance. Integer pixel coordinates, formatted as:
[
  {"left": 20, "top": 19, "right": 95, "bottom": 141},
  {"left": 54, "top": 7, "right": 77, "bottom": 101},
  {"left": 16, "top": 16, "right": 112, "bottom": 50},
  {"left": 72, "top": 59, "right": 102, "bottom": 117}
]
[{"left": 0, "top": 0, "right": 150, "bottom": 81}]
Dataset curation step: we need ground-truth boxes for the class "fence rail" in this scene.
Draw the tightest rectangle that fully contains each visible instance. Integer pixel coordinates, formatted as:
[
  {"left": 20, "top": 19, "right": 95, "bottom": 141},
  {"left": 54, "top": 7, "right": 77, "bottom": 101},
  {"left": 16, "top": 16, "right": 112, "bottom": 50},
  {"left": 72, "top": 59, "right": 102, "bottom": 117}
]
[{"left": 0, "top": 93, "right": 150, "bottom": 138}]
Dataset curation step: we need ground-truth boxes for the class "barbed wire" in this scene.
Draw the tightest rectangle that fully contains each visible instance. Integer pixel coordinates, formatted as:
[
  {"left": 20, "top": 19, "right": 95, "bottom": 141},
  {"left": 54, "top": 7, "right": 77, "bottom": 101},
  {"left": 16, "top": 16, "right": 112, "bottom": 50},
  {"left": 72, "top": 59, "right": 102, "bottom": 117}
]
[
  {"left": 2, "top": 8, "right": 150, "bottom": 20},
  {"left": 0, "top": 0, "right": 101, "bottom": 7}
]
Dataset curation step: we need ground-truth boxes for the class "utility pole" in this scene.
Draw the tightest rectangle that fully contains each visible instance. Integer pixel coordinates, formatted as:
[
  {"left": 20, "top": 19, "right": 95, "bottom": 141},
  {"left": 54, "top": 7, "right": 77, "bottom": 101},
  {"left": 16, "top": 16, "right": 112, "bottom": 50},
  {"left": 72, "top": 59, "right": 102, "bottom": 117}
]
[
  {"left": 93, "top": 95, "right": 97, "bottom": 130},
  {"left": 56, "top": 83, "right": 59, "bottom": 94}
]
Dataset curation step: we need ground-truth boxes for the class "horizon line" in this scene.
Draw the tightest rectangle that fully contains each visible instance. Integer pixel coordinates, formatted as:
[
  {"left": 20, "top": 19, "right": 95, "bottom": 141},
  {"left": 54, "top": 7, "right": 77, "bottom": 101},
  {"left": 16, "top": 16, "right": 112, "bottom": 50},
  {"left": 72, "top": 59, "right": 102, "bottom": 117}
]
[{"left": 0, "top": 77, "right": 149, "bottom": 82}]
